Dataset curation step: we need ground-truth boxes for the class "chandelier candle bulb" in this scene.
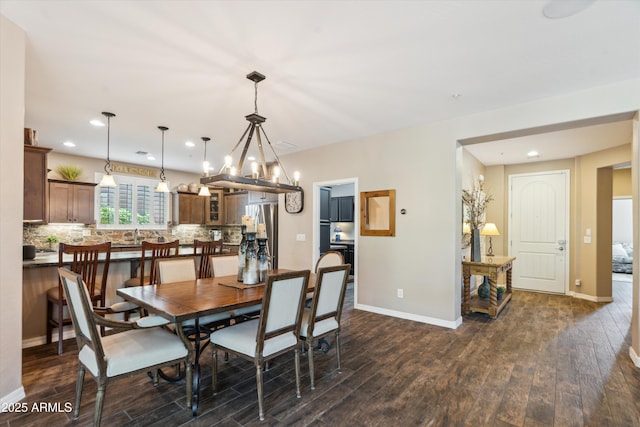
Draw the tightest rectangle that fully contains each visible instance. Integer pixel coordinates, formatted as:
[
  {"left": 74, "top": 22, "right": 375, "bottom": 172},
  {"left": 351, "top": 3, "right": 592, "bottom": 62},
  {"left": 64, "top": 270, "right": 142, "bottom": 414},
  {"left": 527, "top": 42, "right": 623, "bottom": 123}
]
[
  {"left": 293, "top": 171, "right": 300, "bottom": 187},
  {"left": 251, "top": 161, "right": 259, "bottom": 179}
]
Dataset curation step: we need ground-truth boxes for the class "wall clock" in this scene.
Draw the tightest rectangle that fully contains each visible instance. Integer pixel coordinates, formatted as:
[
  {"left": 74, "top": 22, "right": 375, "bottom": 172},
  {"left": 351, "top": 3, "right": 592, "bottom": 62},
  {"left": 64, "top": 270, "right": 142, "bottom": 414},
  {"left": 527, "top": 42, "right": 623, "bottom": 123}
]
[{"left": 285, "top": 190, "right": 304, "bottom": 214}]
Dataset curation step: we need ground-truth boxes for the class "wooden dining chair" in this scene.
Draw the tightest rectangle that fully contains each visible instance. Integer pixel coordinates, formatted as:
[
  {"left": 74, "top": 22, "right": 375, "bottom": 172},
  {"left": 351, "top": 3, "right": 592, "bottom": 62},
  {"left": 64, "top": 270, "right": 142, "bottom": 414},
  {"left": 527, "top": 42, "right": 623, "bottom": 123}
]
[
  {"left": 299, "top": 264, "right": 351, "bottom": 390},
  {"left": 210, "top": 269, "right": 311, "bottom": 421},
  {"left": 58, "top": 267, "right": 192, "bottom": 427},
  {"left": 314, "top": 250, "right": 345, "bottom": 273},
  {"left": 210, "top": 254, "right": 262, "bottom": 321},
  {"left": 193, "top": 239, "right": 223, "bottom": 278},
  {"left": 124, "top": 240, "right": 179, "bottom": 287},
  {"left": 156, "top": 257, "right": 231, "bottom": 330},
  {"left": 47, "top": 242, "right": 111, "bottom": 355}
]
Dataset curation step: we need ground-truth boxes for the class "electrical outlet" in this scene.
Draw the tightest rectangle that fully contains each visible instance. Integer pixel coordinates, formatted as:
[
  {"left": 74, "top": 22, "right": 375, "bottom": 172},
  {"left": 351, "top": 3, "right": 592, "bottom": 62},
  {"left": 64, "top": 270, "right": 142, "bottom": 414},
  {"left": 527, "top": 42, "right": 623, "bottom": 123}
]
[
  {"left": 296, "top": 234, "right": 306, "bottom": 241},
  {"left": 575, "top": 279, "right": 581, "bottom": 287},
  {"left": 397, "top": 288, "right": 404, "bottom": 298},
  {"left": 82, "top": 229, "right": 91, "bottom": 237},
  {"left": 172, "top": 229, "right": 177, "bottom": 236}
]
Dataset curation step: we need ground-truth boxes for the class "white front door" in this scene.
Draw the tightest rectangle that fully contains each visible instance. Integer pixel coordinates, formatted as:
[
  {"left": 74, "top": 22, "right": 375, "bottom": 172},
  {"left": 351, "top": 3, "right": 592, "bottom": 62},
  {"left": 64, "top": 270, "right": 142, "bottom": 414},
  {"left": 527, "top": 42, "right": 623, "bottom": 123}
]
[{"left": 509, "top": 171, "right": 569, "bottom": 294}]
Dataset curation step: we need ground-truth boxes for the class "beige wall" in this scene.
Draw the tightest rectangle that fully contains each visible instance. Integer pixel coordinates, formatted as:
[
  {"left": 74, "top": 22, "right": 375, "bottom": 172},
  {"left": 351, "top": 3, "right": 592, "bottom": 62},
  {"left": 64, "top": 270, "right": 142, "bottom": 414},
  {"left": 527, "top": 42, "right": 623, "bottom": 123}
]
[
  {"left": 613, "top": 168, "right": 632, "bottom": 197},
  {"left": 0, "top": 15, "right": 26, "bottom": 404}
]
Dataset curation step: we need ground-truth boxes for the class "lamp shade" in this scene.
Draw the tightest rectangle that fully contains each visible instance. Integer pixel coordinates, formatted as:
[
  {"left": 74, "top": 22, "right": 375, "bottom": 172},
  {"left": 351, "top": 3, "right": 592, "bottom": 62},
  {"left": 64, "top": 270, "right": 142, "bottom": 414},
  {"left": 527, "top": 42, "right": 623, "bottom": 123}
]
[
  {"left": 462, "top": 223, "right": 471, "bottom": 234},
  {"left": 198, "top": 185, "right": 211, "bottom": 197},
  {"left": 481, "top": 223, "right": 500, "bottom": 236},
  {"left": 155, "top": 181, "right": 169, "bottom": 193},
  {"left": 99, "top": 173, "right": 116, "bottom": 188}
]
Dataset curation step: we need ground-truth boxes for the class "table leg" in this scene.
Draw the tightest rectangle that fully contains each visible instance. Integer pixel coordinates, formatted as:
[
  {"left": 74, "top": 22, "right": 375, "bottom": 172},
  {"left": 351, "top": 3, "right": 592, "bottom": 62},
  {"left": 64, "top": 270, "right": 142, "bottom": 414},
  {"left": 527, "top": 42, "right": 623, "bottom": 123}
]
[
  {"left": 462, "top": 266, "right": 471, "bottom": 315},
  {"left": 488, "top": 273, "right": 498, "bottom": 319},
  {"left": 506, "top": 266, "right": 512, "bottom": 293}
]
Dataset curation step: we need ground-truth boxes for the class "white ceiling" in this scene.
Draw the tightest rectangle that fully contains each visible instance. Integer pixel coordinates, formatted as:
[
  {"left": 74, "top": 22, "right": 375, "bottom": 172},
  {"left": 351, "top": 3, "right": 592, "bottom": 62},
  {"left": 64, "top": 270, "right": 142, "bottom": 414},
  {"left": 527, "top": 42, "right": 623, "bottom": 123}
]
[{"left": 1, "top": 0, "right": 639, "bottom": 175}]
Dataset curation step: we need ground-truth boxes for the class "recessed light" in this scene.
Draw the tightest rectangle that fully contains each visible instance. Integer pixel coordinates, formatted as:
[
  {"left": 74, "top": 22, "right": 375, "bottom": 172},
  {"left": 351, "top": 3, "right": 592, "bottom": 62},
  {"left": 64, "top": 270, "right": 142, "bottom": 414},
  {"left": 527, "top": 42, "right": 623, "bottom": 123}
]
[
  {"left": 451, "top": 93, "right": 462, "bottom": 100},
  {"left": 90, "top": 119, "right": 105, "bottom": 127},
  {"left": 247, "top": 156, "right": 256, "bottom": 161},
  {"left": 527, "top": 150, "right": 539, "bottom": 158},
  {"left": 185, "top": 141, "right": 195, "bottom": 148},
  {"left": 147, "top": 155, "right": 156, "bottom": 161},
  {"left": 63, "top": 141, "right": 76, "bottom": 147}
]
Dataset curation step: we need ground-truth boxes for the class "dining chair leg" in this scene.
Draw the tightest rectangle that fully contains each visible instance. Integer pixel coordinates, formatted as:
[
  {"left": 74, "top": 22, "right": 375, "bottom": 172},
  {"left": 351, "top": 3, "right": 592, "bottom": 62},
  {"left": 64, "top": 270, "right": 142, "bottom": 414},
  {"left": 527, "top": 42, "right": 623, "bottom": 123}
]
[
  {"left": 57, "top": 302, "right": 64, "bottom": 355},
  {"left": 307, "top": 339, "right": 315, "bottom": 390},
  {"left": 95, "top": 381, "right": 106, "bottom": 427},
  {"left": 73, "top": 366, "right": 85, "bottom": 420},
  {"left": 212, "top": 349, "right": 218, "bottom": 394},
  {"left": 295, "top": 347, "right": 302, "bottom": 399},
  {"left": 46, "top": 301, "right": 53, "bottom": 344},
  {"left": 256, "top": 362, "right": 265, "bottom": 421},
  {"left": 336, "top": 331, "right": 342, "bottom": 373}
]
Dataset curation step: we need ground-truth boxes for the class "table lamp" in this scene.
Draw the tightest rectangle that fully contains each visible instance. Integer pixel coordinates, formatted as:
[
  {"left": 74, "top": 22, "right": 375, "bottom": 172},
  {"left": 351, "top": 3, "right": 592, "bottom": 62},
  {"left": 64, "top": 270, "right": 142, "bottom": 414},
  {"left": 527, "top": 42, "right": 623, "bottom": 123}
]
[{"left": 481, "top": 223, "right": 500, "bottom": 256}]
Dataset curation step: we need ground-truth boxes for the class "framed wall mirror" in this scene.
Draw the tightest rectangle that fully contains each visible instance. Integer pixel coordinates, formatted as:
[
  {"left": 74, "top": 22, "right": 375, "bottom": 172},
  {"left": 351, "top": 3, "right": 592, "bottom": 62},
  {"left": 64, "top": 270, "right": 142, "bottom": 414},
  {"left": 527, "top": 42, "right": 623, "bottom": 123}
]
[{"left": 360, "top": 189, "right": 396, "bottom": 236}]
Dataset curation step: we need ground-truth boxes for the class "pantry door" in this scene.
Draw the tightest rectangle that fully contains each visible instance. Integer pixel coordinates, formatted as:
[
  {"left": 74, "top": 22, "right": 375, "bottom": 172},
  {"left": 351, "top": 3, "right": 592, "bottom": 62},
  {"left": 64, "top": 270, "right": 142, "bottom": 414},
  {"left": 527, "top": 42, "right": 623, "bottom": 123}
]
[{"left": 509, "top": 170, "right": 569, "bottom": 294}]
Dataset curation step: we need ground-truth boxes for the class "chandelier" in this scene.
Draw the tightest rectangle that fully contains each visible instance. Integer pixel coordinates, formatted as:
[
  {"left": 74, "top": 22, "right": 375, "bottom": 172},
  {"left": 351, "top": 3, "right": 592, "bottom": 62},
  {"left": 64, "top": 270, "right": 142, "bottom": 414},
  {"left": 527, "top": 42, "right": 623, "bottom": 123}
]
[{"left": 200, "top": 71, "right": 301, "bottom": 194}]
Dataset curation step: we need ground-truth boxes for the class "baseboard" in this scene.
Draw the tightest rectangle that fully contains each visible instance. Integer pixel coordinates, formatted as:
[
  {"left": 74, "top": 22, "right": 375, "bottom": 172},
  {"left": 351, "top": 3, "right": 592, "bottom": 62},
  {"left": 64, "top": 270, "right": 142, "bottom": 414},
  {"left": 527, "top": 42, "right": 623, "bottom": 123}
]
[
  {"left": 22, "top": 328, "right": 76, "bottom": 349},
  {"left": 354, "top": 303, "right": 461, "bottom": 329},
  {"left": 568, "top": 291, "right": 613, "bottom": 303},
  {"left": 630, "top": 346, "right": 640, "bottom": 368},
  {"left": 0, "top": 386, "right": 26, "bottom": 409}
]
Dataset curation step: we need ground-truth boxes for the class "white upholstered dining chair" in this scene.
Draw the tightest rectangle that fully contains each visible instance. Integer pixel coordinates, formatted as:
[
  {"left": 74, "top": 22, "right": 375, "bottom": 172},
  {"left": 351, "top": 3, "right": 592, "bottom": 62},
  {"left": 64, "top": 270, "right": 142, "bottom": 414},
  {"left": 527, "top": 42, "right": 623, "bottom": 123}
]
[
  {"left": 300, "top": 264, "right": 350, "bottom": 390},
  {"left": 58, "top": 267, "right": 192, "bottom": 427},
  {"left": 156, "top": 257, "right": 231, "bottom": 329},
  {"left": 210, "top": 254, "right": 261, "bottom": 320},
  {"left": 210, "top": 269, "right": 310, "bottom": 421}
]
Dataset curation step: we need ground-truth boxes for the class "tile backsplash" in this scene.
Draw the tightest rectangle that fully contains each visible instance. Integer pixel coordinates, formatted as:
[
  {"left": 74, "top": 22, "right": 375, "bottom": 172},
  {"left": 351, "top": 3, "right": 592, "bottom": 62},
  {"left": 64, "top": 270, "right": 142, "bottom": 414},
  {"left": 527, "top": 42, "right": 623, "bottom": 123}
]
[{"left": 23, "top": 223, "right": 241, "bottom": 249}]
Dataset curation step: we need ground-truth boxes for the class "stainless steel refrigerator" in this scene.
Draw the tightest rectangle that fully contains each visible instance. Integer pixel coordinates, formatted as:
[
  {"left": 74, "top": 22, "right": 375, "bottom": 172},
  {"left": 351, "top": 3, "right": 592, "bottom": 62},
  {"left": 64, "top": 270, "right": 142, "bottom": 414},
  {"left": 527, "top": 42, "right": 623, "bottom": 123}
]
[{"left": 246, "top": 203, "right": 279, "bottom": 269}]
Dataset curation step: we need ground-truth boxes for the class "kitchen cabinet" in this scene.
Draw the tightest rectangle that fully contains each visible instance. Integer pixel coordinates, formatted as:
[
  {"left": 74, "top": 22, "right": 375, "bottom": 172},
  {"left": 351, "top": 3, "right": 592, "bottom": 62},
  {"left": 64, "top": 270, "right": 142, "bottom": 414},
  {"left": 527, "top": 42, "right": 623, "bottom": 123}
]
[
  {"left": 319, "top": 187, "right": 331, "bottom": 222},
  {"left": 224, "top": 192, "right": 248, "bottom": 225},
  {"left": 172, "top": 191, "right": 206, "bottom": 225},
  {"left": 48, "top": 180, "right": 96, "bottom": 224},
  {"left": 206, "top": 189, "right": 224, "bottom": 225},
  {"left": 329, "top": 196, "right": 354, "bottom": 222},
  {"left": 24, "top": 145, "right": 51, "bottom": 222}
]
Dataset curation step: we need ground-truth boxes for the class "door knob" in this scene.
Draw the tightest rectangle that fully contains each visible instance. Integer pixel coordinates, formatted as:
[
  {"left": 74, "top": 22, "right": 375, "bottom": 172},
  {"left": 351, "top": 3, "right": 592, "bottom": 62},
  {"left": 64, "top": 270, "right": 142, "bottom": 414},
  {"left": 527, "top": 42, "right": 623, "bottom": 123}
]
[{"left": 557, "top": 246, "right": 564, "bottom": 251}]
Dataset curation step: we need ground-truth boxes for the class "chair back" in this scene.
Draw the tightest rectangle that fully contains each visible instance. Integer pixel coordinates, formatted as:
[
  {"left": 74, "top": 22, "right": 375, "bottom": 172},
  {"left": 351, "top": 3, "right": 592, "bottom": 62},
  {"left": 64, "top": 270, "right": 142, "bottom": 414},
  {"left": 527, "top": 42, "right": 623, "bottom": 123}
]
[
  {"left": 58, "top": 242, "right": 111, "bottom": 305},
  {"left": 309, "top": 264, "right": 350, "bottom": 331},
  {"left": 156, "top": 257, "right": 197, "bottom": 284},
  {"left": 194, "top": 239, "right": 222, "bottom": 278},
  {"left": 58, "top": 267, "right": 106, "bottom": 373},
  {"left": 210, "top": 254, "right": 239, "bottom": 277},
  {"left": 140, "top": 240, "right": 180, "bottom": 285},
  {"left": 256, "top": 270, "right": 310, "bottom": 355},
  {"left": 314, "top": 250, "right": 344, "bottom": 273}
]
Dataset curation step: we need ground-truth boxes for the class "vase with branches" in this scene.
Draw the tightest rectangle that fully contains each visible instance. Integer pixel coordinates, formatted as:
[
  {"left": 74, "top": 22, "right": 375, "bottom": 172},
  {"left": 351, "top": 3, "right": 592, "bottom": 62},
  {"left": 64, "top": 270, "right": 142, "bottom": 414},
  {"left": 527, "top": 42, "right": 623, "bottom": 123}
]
[{"left": 462, "top": 176, "right": 493, "bottom": 261}]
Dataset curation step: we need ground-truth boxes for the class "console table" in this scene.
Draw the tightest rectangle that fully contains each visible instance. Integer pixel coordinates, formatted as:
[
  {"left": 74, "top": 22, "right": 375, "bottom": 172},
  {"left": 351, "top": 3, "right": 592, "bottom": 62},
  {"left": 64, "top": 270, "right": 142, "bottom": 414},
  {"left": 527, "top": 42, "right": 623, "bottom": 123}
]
[{"left": 462, "top": 256, "right": 515, "bottom": 319}]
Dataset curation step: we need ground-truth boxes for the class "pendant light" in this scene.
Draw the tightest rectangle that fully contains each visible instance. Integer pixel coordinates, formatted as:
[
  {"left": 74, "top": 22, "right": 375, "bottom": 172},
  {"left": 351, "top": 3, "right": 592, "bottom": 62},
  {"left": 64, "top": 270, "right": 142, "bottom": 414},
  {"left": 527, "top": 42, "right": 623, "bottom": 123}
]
[
  {"left": 200, "top": 71, "right": 301, "bottom": 194},
  {"left": 155, "top": 126, "right": 169, "bottom": 193},
  {"left": 98, "top": 112, "right": 117, "bottom": 187},
  {"left": 198, "top": 136, "right": 212, "bottom": 197}
]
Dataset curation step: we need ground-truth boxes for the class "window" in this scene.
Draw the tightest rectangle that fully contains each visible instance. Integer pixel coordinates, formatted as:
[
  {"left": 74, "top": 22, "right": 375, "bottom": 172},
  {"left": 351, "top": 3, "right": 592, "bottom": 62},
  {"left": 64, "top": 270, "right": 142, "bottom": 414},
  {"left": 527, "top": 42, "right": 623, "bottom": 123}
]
[{"left": 95, "top": 174, "right": 169, "bottom": 230}]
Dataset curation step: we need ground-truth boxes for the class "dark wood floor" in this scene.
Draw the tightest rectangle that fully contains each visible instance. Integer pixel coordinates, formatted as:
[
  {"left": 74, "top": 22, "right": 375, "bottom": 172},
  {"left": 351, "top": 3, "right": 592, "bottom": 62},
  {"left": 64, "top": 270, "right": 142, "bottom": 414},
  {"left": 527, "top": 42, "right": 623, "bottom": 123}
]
[{"left": 2, "top": 279, "right": 639, "bottom": 427}]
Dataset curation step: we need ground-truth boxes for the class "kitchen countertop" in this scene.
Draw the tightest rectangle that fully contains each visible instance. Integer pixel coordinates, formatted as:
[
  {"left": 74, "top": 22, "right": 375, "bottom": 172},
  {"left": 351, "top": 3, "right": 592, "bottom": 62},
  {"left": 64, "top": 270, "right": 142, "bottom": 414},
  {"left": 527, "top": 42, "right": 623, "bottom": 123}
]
[{"left": 24, "top": 245, "right": 197, "bottom": 268}]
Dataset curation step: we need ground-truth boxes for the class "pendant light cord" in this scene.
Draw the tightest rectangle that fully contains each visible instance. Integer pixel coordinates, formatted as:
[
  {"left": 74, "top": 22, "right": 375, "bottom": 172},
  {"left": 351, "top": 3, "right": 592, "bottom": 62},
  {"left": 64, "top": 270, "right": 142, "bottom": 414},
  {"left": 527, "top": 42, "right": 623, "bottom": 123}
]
[
  {"left": 158, "top": 126, "right": 168, "bottom": 181},
  {"left": 102, "top": 112, "right": 115, "bottom": 174}
]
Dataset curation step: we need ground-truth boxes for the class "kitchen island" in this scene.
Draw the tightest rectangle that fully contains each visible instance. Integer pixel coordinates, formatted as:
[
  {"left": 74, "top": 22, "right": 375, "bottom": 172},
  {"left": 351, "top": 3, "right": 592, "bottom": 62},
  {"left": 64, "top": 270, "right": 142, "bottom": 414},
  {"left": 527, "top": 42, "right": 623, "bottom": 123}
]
[{"left": 22, "top": 244, "right": 196, "bottom": 347}]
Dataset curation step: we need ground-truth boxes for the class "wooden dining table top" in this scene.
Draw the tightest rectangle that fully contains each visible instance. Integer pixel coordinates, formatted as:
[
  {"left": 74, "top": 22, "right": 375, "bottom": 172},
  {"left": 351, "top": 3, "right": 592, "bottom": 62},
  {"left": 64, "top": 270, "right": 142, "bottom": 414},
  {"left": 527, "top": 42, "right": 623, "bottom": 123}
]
[{"left": 116, "top": 269, "right": 315, "bottom": 324}]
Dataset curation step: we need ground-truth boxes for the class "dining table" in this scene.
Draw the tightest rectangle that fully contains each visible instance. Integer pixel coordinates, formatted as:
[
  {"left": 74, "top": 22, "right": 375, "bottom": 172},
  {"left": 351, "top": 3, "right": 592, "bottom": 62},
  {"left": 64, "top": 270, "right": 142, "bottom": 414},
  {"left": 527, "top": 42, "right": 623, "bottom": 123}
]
[{"left": 116, "top": 269, "right": 316, "bottom": 416}]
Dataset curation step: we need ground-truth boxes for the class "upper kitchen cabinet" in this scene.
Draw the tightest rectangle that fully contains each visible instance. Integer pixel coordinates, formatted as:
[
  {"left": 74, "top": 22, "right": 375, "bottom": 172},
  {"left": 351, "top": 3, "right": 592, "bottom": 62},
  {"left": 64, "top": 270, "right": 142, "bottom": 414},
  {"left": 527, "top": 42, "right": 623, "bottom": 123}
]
[
  {"left": 224, "top": 192, "right": 248, "bottom": 225},
  {"left": 206, "top": 189, "right": 224, "bottom": 226},
  {"left": 330, "top": 196, "right": 354, "bottom": 222},
  {"left": 319, "top": 187, "right": 331, "bottom": 222},
  {"left": 172, "top": 191, "right": 206, "bottom": 225},
  {"left": 24, "top": 145, "right": 52, "bottom": 222},
  {"left": 48, "top": 180, "right": 96, "bottom": 224}
]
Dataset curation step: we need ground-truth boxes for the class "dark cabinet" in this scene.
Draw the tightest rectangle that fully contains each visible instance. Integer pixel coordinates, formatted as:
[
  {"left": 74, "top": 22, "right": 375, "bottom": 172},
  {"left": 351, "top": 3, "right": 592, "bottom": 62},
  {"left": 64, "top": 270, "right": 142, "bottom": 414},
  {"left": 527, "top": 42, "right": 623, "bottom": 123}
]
[
  {"left": 319, "top": 187, "right": 331, "bottom": 222},
  {"left": 48, "top": 180, "right": 96, "bottom": 224},
  {"left": 172, "top": 191, "right": 206, "bottom": 225},
  {"left": 329, "top": 196, "right": 354, "bottom": 222},
  {"left": 24, "top": 145, "right": 51, "bottom": 222}
]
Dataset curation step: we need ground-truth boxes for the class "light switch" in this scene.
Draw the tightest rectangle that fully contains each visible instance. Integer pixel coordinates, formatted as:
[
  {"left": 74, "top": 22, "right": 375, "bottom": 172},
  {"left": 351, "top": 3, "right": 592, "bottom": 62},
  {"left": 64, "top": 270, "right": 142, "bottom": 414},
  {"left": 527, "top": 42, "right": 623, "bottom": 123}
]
[
  {"left": 296, "top": 234, "right": 306, "bottom": 241},
  {"left": 584, "top": 236, "right": 591, "bottom": 244},
  {"left": 586, "top": 228, "right": 591, "bottom": 236}
]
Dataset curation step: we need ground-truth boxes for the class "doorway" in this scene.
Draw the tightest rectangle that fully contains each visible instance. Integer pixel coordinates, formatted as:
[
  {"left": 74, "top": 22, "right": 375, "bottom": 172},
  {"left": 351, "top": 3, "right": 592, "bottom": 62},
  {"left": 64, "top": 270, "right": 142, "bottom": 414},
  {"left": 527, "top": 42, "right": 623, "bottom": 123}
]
[{"left": 313, "top": 178, "right": 358, "bottom": 284}]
